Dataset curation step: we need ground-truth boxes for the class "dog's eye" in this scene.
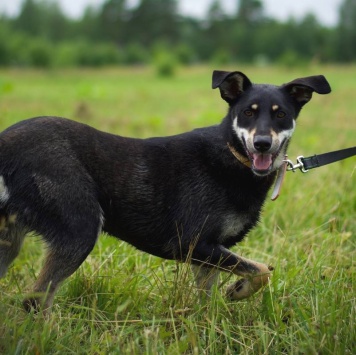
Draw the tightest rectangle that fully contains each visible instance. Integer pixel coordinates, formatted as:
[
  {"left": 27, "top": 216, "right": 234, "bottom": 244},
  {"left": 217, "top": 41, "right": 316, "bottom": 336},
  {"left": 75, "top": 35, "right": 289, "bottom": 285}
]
[
  {"left": 244, "top": 110, "right": 253, "bottom": 117},
  {"left": 277, "top": 111, "right": 286, "bottom": 118}
]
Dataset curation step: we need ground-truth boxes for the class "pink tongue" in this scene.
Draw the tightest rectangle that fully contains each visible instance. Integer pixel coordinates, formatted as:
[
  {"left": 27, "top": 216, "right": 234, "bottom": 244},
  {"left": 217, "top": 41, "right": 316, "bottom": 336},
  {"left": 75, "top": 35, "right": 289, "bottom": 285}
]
[{"left": 253, "top": 154, "right": 272, "bottom": 170}]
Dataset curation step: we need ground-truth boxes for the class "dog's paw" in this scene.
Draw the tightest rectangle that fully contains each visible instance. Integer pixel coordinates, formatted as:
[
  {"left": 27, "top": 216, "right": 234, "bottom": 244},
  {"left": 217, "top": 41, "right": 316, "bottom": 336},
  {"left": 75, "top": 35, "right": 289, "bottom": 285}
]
[
  {"left": 22, "top": 296, "right": 44, "bottom": 313},
  {"left": 226, "top": 278, "right": 252, "bottom": 300},
  {"left": 227, "top": 266, "right": 272, "bottom": 300}
]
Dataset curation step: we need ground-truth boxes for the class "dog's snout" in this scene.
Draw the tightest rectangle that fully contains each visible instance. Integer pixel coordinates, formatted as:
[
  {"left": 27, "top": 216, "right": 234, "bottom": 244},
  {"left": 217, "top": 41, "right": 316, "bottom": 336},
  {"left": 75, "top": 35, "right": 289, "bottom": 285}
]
[{"left": 253, "top": 135, "right": 272, "bottom": 152}]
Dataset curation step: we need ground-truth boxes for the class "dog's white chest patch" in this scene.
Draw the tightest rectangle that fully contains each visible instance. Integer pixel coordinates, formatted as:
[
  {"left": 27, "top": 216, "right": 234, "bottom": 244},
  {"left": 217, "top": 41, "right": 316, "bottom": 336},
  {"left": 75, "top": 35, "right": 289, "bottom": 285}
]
[
  {"left": 219, "top": 214, "right": 248, "bottom": 242},
  {"left": 0, "top": 176, "right": 9, "bottom": 203}
]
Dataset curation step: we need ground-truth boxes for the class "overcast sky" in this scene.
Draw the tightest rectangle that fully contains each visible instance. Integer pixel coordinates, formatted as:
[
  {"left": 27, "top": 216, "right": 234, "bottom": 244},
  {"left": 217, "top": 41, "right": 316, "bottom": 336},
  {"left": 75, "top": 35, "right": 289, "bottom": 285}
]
[{"left": 0, "top": 0, "right": 344, "bottom": 27}]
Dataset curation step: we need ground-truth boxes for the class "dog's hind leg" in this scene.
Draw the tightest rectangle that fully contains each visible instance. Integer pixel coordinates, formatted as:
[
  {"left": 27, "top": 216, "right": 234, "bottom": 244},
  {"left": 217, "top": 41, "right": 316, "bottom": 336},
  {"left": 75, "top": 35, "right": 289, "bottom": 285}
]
[
  {"left": 0, "top": 213, "right": 27, "bottom": 278},
  {"left": 22, "top": 224, "right": 101, "bottom": 313},
  {"left": 23, "top": 242, "right": 96, "bottom": 312},
  {"left": 22, "top": 204, "right": 104, "bottom": 313}
]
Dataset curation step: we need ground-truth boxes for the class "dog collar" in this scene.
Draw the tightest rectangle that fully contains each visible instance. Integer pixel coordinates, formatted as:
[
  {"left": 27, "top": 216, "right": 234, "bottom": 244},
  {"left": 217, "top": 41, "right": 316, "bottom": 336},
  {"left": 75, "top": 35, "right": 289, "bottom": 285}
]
[{"left": 227, "top": 142, "right": 252, "bottom": 168}]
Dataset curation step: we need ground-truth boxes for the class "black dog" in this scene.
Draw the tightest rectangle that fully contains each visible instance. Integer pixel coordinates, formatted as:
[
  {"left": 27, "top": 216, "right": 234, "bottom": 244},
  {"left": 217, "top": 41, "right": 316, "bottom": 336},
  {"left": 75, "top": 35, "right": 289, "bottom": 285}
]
[{"left": 0, "top": 71, "right": 331, "bottom": 312}]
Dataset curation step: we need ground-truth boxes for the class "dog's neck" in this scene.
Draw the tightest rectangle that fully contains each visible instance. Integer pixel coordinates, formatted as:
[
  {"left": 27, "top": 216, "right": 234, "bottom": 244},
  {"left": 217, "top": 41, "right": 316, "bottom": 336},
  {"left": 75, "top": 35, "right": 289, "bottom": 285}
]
[
  {"left": 227, "top": 142, "right": 252, "bottom": 168},
  {"left": 220, "top": 117, "right": 251, "bottom": 169}
]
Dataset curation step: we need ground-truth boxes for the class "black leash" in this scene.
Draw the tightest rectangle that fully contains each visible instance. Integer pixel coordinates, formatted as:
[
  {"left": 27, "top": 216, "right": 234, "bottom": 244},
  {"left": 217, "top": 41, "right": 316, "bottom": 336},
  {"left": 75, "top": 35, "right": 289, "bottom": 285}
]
[
  {"left": 271, "top": 146, "right": 355, "bottom": 200},
  {"left": 284, "top": 146, "right": 356, "bottom": 173}
]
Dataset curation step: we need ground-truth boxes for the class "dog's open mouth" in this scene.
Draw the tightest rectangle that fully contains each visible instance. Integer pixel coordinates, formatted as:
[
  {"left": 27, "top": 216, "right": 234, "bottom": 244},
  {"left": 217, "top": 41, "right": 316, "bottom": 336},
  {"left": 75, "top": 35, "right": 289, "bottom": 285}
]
[
  {"left": 244, "top": 151, "right": 275, "bottom": 175},
  {"left": 243, "top": 138, "right": 288, "bottom": 175},
  {"left": 252, "top": 153, "right": 273, "bottom": 173}
]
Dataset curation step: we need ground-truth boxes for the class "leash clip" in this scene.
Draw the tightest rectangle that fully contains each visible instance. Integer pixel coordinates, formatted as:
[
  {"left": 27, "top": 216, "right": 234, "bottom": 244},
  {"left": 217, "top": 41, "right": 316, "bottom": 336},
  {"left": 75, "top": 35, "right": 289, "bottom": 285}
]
[{"left": 284, "top": 156, "right": 309, "bottom": 173}]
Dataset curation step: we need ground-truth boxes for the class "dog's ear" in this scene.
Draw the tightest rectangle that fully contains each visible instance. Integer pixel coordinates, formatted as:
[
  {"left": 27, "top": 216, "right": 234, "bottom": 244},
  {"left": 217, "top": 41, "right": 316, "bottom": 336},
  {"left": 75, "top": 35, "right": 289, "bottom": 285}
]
[
  {"left": 212, "top": 70, "right": 252, "bottom": 104},
  {"left": 282, "top": 75, "right": 331, "bottom": 105}
]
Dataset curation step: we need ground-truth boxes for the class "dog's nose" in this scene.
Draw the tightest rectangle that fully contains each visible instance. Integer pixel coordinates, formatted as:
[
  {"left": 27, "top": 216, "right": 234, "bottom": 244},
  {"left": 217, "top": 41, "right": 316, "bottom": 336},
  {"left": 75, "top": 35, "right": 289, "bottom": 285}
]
[{"left": 253, "top": 135, "right": 272, "bottom": 152}]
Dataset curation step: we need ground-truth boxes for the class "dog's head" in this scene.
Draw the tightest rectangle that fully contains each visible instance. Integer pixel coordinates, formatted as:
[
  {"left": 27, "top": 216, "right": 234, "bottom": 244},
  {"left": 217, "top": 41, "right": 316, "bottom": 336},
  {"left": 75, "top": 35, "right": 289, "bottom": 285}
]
[{"left": 213, "top": 70, "right": 331, "bottom": 176}]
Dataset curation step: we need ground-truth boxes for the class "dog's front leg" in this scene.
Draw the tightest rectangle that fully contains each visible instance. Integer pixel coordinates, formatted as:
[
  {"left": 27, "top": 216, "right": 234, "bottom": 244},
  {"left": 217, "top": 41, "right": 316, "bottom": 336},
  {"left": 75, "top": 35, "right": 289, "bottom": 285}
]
[
  {"left": 191, "top": 242, "right": 272, "bottom": 300},
  {"left": 191, "top": 264, "right": 220, "bottom": 298},
  {"left": 225, "top": 255, "right": 273, "bottom": 301}
]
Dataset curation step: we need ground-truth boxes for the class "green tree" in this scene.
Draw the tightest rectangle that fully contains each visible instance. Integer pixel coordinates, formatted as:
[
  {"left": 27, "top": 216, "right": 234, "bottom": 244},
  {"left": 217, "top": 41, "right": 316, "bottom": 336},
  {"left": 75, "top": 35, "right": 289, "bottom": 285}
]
[
  {"left": 0, "top": 21, "right": 11, "bottom": 65},
  {"left": 0, "top": 0, "right": 350, "bottom": 67},
  {"left": 77, "top": 6, "right": 101, "bottom": 41},
  {"left": 42, "top": 1, "right": 69, "bottom": 41},
  {"left": 126, "top": 0, "right": 179, "bottom": 47},
  {"left": 97, "top": 0, "right": 127, "bottom": 43},
  {"left": 297, "top": 14, "right": 330, "bottom": 62},
  {"left": 14, "top": 0, "right": 43, "bottom": 36},
  {"left": 237, "top": 0, "right": 264, "bottom": 24},
  {"left": 14, "top": 0, "right": 70, "bottom": 41},
  {"left": 198, "top": 0, "right": 229, "bottom": 61},
  {"left": 336, "top": 0, "right": 356, "bottom": 61},
  {"left": 229, "top": 0, "right": 265, "bottom": 62}
]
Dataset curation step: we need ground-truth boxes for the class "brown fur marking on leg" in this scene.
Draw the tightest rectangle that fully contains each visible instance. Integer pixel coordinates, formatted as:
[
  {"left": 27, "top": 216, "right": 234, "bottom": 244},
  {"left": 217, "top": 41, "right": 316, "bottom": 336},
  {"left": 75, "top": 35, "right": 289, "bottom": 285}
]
[
  {"left": 227, "top": 257, "right": 272, "bottom": 300},
  {"left": 23, "top": 249, "right": 65, "bottom": 312},
  {"left": 23, "top": 241, "right": 96, "bottom": 313}
]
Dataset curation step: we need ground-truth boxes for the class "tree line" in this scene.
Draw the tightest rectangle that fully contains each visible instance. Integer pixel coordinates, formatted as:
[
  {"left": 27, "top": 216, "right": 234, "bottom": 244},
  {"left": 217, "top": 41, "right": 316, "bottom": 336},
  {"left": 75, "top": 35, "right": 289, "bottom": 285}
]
[{"left": 0, "top": 0, "right": 355, "bottom": 69}]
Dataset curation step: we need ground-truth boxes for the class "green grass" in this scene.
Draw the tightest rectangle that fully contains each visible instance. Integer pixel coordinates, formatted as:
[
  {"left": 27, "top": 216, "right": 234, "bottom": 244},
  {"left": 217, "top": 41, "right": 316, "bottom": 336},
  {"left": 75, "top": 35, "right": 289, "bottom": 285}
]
[{"left": 0, "top": 65, "right": 355, "bottom": 354}]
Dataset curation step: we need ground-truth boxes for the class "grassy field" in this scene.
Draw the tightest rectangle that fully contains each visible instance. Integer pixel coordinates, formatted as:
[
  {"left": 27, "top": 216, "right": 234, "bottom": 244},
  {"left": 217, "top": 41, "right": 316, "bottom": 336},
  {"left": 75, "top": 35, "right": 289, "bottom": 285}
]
[{"left": 0, "top": 65, "right": 355, "bottom": 354}]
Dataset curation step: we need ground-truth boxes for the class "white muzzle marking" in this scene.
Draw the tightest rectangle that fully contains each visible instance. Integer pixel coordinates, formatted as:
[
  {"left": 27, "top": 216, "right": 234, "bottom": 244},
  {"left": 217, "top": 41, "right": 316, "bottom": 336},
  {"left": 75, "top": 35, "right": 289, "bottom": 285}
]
[{"left": 232, "top": 117, "right": 296, "bottom": 174}]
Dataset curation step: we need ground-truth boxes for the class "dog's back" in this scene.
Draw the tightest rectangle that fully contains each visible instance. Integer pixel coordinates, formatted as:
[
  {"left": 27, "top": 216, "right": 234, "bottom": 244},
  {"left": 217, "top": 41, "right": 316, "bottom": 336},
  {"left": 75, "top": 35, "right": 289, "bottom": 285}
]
[{"left": 0, "top": 116, "right": 269, "bottom": 257}]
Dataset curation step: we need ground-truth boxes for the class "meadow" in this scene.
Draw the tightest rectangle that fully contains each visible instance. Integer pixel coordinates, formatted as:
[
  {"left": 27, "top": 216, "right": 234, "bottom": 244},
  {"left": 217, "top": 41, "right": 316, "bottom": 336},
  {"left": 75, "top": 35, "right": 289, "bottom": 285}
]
[{"left": 0, "top": 65, "right": 355, "bottom": 354}]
